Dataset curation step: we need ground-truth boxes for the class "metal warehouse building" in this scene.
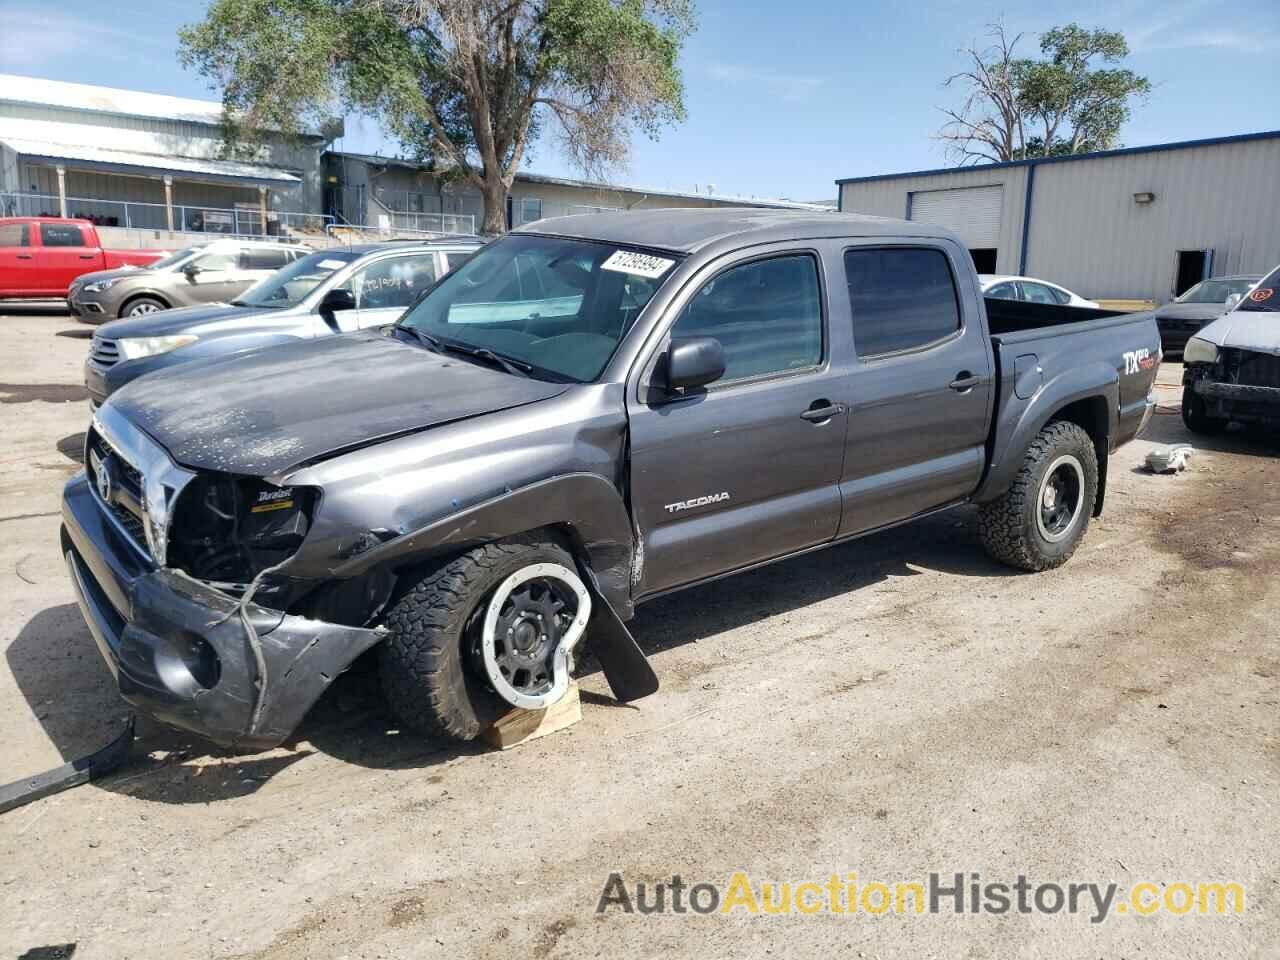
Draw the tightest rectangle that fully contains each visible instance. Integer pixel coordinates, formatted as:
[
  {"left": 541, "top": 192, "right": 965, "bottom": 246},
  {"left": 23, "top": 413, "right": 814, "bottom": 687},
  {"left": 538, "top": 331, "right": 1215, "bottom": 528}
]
[{"left": 837, "top": 131, "right": 1280, "bottom": 305}]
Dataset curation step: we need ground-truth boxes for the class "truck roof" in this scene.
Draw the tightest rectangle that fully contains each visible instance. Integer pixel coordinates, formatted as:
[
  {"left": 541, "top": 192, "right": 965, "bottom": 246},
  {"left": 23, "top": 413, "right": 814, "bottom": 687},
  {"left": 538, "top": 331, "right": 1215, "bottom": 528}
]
[{"left": 517, "top": 208, "right": 948, "bottom": 254}]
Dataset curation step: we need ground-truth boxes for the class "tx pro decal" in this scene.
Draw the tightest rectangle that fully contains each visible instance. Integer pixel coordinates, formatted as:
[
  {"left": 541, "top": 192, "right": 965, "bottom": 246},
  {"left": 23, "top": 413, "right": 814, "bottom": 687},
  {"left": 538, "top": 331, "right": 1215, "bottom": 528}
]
[
  {"left": 664, "top": 491, "right": 731, "bottom": 514},
  {"left": 1123, "top": 348, "right": 1155, "bottom": 375}
]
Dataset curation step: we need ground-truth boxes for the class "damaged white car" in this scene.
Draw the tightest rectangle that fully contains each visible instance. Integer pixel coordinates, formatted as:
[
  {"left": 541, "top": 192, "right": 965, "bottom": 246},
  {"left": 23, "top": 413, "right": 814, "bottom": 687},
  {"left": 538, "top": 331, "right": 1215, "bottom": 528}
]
[{"left": 1182, "top": 264, "right": 1280, "bottom": 434}]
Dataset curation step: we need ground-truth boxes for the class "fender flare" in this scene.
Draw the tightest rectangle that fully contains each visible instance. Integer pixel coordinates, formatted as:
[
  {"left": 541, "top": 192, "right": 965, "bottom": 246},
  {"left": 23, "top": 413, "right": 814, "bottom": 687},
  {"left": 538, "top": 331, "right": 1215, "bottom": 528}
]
[
  {"left": 975, "top": 362, "right": 1118, "bottom": 506},
  {"left": 329, "top": 472, "right": 637, "bottom": 620}
]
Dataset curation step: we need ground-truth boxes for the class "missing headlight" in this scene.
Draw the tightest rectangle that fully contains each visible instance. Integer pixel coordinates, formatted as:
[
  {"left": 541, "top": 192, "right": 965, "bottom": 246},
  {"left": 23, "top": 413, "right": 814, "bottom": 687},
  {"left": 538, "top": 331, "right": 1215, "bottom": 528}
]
[{"left": 167, "top": 474, "right": 317, "bottom": 584}]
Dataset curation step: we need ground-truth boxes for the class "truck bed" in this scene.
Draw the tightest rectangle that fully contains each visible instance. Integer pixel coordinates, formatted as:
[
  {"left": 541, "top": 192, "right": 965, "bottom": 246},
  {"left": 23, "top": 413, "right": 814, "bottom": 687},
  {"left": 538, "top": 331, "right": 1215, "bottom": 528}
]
[{"left": 983, "top": 296, "right": 1133, "bottom": 335}]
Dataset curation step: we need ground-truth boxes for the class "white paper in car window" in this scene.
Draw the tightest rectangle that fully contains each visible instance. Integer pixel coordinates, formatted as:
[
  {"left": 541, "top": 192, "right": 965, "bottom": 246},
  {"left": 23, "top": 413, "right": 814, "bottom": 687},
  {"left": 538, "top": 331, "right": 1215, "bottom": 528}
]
[
  {"left": 318, "top": 259, "right": 348, "bottom": 270},
  {"left": 601, "top": 250, "right": 675, "bottom": 279}
]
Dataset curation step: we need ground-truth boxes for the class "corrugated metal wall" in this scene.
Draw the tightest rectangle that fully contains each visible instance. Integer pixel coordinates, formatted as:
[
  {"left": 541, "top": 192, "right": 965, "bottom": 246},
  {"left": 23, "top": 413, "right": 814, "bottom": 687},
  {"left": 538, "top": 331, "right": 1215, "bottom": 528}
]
[
  {"left": 1026, "top": 139, "right": 1280, "bottom": 301},
  {"left": 0, "top": 100, "right": 325, "bottom": 213},
  {"left": 838, "top": 137, "right": 1280, "bottom": 303}
]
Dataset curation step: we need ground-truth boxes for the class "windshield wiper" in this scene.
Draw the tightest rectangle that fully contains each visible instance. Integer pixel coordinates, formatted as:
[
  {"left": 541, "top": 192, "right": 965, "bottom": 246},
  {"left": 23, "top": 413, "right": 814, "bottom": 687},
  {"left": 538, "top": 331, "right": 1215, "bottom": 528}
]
[
  {"left": 394, "top": 325, "right": 534, "bottom": 377},
  {"left": 445, "top": 342, "right": 535, "bottom": 377}
]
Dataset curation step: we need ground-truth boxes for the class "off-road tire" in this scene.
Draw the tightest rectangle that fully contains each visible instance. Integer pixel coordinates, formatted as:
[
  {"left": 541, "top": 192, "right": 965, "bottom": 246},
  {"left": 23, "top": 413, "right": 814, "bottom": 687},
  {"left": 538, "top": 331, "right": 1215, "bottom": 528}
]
[
  {"left": 1181, "top": 390, "right": 1228, "bottom": 435},
  {"left": 379, "top": 537, "right": 577, "bottom": 742},
  {"left": 121, "top": 295, "right": 167, "bottom": 318},
  {"left": 978, "top": 421, "right": 1098, "bottom": 572}
]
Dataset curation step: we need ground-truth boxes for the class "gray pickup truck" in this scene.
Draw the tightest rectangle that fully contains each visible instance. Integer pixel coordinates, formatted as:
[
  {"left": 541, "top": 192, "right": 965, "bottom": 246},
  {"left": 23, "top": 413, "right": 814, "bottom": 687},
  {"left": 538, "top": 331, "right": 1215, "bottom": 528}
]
[{"left": 61, "top": 210, "right": 1160, "bottom": 750}]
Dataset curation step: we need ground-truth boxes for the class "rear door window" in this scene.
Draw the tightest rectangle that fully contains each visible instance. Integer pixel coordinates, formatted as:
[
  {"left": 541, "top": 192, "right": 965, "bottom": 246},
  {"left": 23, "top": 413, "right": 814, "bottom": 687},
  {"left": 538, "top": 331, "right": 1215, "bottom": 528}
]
[
  {"left": 986, "top": 281, "right": 1018, "bottom": 300},
  {"left": 845, "top": 247, "right": 961, "bottom": 357},
  {"left": 239, "top": 248, "right": 291, "bottom": 270},
  {"left": 39, "top": 223, "right": 86, "bottom": 247},
  {"left": 0, "top": 224, "right": 29, "bottom": 247}
]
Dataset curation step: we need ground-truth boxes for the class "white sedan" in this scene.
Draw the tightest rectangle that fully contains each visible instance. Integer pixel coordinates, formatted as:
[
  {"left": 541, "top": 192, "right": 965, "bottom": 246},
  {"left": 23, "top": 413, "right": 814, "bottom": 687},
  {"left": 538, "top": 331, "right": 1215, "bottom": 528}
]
[{"left": 980, "top": 274, "right": 1100, "bottom": 309}]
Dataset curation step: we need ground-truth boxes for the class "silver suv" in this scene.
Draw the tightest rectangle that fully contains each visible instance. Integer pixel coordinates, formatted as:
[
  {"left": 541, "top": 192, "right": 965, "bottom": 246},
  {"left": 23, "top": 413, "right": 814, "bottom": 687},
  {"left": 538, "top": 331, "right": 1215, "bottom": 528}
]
[
  {"left": 84, "top": 238, "right": 483, "bottom": 406},
  {"left": 68, "top": 239, "right": 312, "bottom": 320}
]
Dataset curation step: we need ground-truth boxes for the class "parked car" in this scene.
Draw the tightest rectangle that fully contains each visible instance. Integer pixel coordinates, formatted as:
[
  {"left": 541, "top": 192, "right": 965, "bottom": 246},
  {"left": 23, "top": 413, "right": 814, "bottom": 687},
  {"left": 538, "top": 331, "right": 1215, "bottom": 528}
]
[
  {"left": 83, "top": 238, "right": 482, "bottom": 407},
  {"left": 62, "top": 210, "right": 1159, "bottom": 749},
  {"left": 0, "top": 217, "right": 167, "bottom": 301},
  {"left": 1181, "top": 264, "right": 1280, "bottom": 433},
  {"left": 981, "top": 274, "right": 1100, "bottom": 308},
  {"left": 1154, "top": 275, "right": 1262, "bottom": 356},
  {"left": 68, "top": 238, "right": 312, "bottom": 321}
]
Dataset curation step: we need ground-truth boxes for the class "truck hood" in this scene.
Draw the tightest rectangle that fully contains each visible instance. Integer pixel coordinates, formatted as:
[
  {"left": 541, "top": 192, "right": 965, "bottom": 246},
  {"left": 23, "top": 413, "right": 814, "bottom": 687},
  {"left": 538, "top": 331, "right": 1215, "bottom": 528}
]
[
  {"left": 1193, "top": 310, "right": 1280, "bottom": 355},
  {"left": 97, "top": 302, "right": 271, "bottom": 338},
  {"left": 105, "top": 331, "right": 569, "bottom": 475},
  {"left": 1154, "top": 301, "right": 1231, "bottom": 323}
]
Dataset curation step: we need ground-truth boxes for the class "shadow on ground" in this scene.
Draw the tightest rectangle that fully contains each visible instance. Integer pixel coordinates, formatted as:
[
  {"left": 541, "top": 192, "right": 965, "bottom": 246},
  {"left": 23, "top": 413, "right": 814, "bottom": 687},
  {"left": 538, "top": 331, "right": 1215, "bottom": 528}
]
[{"left": 8, "top": 505, "right": 1010, "bottom": 804}]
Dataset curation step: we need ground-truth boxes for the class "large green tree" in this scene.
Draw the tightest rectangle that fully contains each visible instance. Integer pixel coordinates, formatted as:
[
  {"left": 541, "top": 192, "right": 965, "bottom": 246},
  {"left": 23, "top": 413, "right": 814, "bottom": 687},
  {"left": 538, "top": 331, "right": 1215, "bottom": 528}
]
[
  {"left": 180, "top": 0, "right": 695, "bottom": 234},
  {"left": 937, "top": 22, "right": 1151, "bottom": 165}
]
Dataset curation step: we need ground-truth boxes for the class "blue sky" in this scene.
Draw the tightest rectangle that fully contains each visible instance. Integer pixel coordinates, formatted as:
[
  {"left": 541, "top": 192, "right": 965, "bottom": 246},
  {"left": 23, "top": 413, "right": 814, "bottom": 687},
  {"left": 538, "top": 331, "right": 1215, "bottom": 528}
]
[{"left": 1, "top": 0, "right": 1276, "bottom": 202}]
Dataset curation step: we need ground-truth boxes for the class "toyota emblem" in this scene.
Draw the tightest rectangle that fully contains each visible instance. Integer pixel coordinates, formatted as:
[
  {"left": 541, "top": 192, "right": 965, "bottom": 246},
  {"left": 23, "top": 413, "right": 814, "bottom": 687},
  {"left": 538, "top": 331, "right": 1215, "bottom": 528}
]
[{"left": 92, "top": 450, "right": 114, "bottom": 504}]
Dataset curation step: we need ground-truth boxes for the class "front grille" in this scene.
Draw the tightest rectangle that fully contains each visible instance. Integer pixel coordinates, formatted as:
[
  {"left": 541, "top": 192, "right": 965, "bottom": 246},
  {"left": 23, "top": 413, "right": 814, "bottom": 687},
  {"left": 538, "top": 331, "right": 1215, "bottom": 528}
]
[
  {"left": 86, "top": 427, "right": 150, "bottom": 559},
  {"left": 89, "top": 337, "right": 120, "bottom": 368},
  {"left": 1232, "top": 350, "right": 1280, "bottom": 389}
]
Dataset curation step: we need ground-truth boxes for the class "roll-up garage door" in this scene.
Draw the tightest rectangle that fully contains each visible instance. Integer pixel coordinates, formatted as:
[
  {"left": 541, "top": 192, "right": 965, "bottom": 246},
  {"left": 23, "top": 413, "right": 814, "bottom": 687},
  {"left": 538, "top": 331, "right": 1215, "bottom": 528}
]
[{"left": 909, "top": 185, "right": 1003, "bottom": 247}]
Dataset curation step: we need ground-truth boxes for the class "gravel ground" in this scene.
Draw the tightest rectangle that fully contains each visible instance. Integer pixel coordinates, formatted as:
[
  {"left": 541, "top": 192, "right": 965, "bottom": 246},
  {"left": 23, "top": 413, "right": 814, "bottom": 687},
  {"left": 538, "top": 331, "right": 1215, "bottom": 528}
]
[{"left": 0, "top": 307, "right": 1277, "bottom": 959}]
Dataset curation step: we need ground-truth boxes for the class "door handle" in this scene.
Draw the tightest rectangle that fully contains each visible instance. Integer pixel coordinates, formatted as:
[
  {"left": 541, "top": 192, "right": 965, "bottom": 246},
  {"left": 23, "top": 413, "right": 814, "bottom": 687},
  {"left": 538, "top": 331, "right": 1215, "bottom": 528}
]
[
  {"left": 79, "top": 254, "right": 96, "bottom": 259},
  {"left": 949, "top": 372, "right": 981, "bottom": 392},
  {"left": 16, "top": 254, "right": 32, "bottom": 260},
  {"left": 801, "top": 401, "right": 844, "bottom": 422}
]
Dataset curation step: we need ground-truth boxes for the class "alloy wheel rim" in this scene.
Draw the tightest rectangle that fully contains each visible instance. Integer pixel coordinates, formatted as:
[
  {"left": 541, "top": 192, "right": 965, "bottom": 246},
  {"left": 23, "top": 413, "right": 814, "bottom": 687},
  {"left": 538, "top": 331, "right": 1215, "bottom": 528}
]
[{"left": 1036, "top": 454, "right": 1085, "bottom": 543}]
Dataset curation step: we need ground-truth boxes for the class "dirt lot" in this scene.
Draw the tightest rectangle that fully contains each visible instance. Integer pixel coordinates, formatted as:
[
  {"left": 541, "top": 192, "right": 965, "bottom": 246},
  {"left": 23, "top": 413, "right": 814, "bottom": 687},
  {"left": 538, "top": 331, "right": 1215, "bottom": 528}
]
[{"left": 1, "top": 307, "right": 1277, "bottom": 959}]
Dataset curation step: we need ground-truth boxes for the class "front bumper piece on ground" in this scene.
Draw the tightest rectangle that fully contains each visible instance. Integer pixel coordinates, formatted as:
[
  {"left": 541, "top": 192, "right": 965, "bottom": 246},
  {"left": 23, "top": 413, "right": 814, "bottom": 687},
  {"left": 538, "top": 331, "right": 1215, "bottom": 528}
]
[{"left": 62, "top": 472, "right": 383, "bottom": 750}]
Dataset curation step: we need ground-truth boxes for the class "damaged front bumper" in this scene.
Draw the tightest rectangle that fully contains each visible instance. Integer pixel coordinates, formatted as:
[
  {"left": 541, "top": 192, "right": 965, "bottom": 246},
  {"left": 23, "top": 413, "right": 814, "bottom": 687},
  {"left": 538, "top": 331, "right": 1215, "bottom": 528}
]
[
  {"left": 62, "top": 472, "right": 383, "bottom": 750},
  {"left": 1192, "top": 378, "right": 1280, "bottom": 424}
]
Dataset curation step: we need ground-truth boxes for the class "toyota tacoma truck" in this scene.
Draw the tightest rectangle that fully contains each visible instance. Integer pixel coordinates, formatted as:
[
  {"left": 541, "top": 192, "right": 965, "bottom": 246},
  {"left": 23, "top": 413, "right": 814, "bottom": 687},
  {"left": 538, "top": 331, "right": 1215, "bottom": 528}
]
[
  {"left": 60, "top": 210, "right": 1160, "bottom": 750},
  {"left": 1181, "top": 263, "right": 1280, "bottom": 433},
  {"left": 0, "top": 217, "right": 167, "bottom": 301}
]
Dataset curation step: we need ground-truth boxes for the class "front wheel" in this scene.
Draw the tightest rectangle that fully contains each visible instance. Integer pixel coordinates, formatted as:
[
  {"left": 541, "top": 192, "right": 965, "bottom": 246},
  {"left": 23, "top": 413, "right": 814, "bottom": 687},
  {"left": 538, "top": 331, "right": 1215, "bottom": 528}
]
[
  {"left": 1181, "top": 390, "right": 1228, "bottom": 435},
  {"left": 378, "top": 537, "right": 589, "bottom": 742},
  {"left": 978, "top": 421, "right": 1099, "bottom": 572},
  {"left": 121, "top": 296, "right": 167, "bottom": 318}
]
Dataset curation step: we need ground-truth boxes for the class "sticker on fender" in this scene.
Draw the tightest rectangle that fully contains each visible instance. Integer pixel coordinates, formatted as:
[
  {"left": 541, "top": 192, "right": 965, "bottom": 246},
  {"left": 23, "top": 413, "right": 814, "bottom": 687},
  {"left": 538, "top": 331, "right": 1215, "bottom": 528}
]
[{"left": 601, "top": 250, "right": 675, "bottom": 279}]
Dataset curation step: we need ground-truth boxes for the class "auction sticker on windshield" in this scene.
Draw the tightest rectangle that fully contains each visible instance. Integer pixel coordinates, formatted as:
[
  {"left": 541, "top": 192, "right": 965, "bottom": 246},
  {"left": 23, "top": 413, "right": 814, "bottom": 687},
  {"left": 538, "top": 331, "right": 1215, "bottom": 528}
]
[
  {"left": 601, "top": 250, "right": 675, "bottom": 279},
  {"left": 318, "top": 259, "right": 349, "bottom": 270}
]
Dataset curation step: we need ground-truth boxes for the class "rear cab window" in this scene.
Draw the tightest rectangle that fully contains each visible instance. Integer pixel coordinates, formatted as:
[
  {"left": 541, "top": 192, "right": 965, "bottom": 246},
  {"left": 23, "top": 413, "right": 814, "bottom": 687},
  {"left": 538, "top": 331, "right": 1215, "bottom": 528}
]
[{"left": 844, "top": 247, "right": 961, "bottom": 357}]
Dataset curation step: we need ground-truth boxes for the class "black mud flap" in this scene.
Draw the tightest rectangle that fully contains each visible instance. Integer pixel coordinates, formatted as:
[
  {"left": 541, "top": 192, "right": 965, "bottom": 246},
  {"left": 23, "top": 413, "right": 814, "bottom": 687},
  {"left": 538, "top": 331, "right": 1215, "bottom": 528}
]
[
  {"left": 587, "top": 593, "right": 659, "bottom": 703},
  {"left": 0, "top": 715, "right": 134, "bottom": 816}
]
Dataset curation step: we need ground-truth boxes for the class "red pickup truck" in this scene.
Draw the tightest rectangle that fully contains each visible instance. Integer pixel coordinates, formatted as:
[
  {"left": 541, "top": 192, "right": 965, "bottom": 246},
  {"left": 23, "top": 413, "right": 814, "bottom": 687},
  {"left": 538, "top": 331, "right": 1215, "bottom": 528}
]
[{"left": 0, "top": 217, "right": 167, "bottom": 301}]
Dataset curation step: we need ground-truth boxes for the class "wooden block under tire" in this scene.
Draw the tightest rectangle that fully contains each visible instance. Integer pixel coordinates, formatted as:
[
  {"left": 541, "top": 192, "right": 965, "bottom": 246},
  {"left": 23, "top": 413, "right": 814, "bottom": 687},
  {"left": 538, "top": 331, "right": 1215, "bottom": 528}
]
[{"left": 482, "top": 682, "right": 582, "bottom": 750}]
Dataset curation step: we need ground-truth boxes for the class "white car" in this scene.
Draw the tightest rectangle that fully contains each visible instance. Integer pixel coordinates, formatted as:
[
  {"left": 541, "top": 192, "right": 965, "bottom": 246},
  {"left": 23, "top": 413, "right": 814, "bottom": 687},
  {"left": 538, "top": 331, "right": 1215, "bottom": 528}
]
[{"left": 980, "top": 274, "right": 1100, "bottom": 309}]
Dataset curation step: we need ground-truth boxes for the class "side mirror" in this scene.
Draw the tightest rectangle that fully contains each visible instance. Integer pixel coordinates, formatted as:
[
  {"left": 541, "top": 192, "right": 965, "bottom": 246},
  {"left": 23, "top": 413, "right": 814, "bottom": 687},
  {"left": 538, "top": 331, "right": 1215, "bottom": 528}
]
[
  {"left": 181, "top": 263, "right": 201, "bottom": 280},
  {"left": 1224, "top": 293, "right": 1243, "bottom": 311},
  {"left": 665, "top": 336, "right": 725, "bottom": 391},
  {"left": 320, "top": 287, "right": 357, "bottom": 315}
]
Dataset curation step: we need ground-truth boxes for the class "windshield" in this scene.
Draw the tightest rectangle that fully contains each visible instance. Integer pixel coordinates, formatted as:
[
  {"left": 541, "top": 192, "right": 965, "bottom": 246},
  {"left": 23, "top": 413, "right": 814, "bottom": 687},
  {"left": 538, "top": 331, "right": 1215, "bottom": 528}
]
[
  {"left": 397, "top": 234, "right": 676, "bottom": 382},
  {"left": 147, "top": 245, "right": 205, "bottom": 271},
  {"left": 1237, "top": 266, "right": 1279, "bottom": 314},
  {"left": 1177, "top": 277, "right": 1258, "bottom": 304},
  {"left": 235, "top": 250, "right": 360, "bottom": 307}
]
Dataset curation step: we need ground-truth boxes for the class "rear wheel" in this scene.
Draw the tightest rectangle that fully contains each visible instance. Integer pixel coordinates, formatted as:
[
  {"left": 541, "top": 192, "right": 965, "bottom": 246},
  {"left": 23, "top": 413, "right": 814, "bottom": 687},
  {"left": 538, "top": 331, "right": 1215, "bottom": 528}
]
[
  {"left": 1181, "top": 390, "right": 1228, "bottom": 435},
  {"left": 122, "top": 296, "right": 166, "bottom": 318},
  {"left": 978, "top": 421, "right": 1098, "bottom": 572}
]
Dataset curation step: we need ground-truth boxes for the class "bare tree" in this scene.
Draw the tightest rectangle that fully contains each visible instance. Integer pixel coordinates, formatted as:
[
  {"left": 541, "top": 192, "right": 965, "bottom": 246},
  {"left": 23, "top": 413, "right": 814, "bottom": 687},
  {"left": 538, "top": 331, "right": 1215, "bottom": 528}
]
[
  {"left": 936, "top": 21, "right": 1151, "bottom": 165},
  {"left": 937, "top": 23, "right": 1028, "bottom": 165}
]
